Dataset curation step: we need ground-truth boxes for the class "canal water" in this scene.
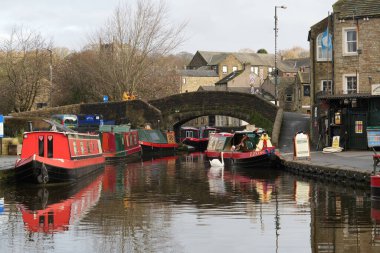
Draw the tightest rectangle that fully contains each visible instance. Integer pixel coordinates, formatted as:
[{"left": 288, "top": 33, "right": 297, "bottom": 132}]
[{"left": 0, "top": 153, "right": 379, "bottom": 253}]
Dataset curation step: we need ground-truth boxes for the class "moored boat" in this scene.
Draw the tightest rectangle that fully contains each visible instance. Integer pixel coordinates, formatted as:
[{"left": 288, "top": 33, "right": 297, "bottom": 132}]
[
  {"left": 180, "top": 126, "right": 219, "bottom": 151},
  {"left": 205, "top": 130, "right": 276, "bottom": 168},
  {"left": 137, "top": 128, "right": 178, "bottom": 155},
  {"left": 14, "top": 120, "right": 105, "bottom": 184},
  {"left": 99, "top": 124, "right": 141, "bottom": 161}
]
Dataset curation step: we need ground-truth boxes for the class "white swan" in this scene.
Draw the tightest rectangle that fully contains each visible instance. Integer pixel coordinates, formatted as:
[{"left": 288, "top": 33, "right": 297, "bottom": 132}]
[{"left": 209, "top": 152, "right": 224, "bottom": 167}]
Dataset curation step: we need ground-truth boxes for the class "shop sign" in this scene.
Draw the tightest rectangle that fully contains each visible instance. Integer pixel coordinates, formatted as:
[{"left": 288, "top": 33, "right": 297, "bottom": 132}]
[
  {"left": 371, "top": 84, "right": 380, "bottom": 95},
  {"left": 293, "top": 132, "right": 310, "bottom": 160},
  {"left": 332, "top": 136, "right": 340, "bottom": 148}
]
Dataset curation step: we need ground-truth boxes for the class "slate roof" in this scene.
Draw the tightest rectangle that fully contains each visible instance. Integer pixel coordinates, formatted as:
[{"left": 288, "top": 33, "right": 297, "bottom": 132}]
[
  {"left": 198, "top": 86, "right": 251, "bottom": 93},
  {"left": 266, "top": 76, "right": 296, "bottom": 86},
  {"left": 196, "top": 51, "right": 296, "bottom": 72},
  {"left": 333, "top": 0, "right": 380, "bottom": 18},
  {"left": 178, "top": 69, "right": 218, "bottom": 77},
  {"left": 215, "top": 70, "right": 244, "bottom": 84},
  {"left": 283, "top": 58, "right": 310, "bottom": 69},
  {"left": 198, "top": 51, "right": 229, "bottom": 65}
]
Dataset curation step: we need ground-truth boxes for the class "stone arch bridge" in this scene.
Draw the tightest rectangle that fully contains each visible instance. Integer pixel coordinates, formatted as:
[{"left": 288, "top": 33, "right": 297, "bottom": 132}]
[{"left": 11, "top": 91, "right": 283, "bottom": 144}]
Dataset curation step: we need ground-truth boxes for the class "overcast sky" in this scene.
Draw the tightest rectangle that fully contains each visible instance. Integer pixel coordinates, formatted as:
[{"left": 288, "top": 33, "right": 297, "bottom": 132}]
[{"left": 0, "top": 0, "right": 337, "bottom": 54}]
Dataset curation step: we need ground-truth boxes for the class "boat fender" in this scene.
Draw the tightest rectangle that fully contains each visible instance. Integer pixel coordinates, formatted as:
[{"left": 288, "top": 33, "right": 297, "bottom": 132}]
[{"left": 37, "top": 163, "right": 49, "bottom": 184}]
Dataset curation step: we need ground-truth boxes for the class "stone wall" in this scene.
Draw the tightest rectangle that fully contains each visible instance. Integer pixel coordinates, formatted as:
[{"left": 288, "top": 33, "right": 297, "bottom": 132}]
[
  {"left": 181, "top": 76, "right": 219, "bottom": 92},
  {"left": 333, "top": 16, "right": 380, "bottom": 93},
  {"left": 218, "top": 54, "right": 243, "bottom": 79}
]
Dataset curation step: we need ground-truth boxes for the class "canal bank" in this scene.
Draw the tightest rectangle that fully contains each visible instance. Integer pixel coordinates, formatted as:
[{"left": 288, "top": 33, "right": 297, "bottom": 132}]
[
  {"left": 1, "top": 151, "right": 375, "bottom": 187},
  {"left": 278, "top": 151, "right": 374, "bottom": 187}
]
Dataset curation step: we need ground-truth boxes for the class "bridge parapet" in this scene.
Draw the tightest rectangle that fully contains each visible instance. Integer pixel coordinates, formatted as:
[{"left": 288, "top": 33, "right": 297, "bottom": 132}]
[{"left": 149, "top": 91, "right": 278, "bottom": 132}]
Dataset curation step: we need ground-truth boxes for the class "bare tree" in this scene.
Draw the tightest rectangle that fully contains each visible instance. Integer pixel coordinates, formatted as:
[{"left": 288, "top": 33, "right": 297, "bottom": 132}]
[
  {"left": 0, "top": 26, "right": 52, "bottom": 112},
  {"left": 86, "top": 0, "right": 186, "bottom": 101},
  {"left": 279, "top": 46, "right": 309, "bottom": 59}
]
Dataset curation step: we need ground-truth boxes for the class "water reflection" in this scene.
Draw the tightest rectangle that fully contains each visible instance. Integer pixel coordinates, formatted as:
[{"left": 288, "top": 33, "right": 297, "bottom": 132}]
[
  {"left": 0, "top": 155, "right": 379, "bottom": 252},
  {"left": 12, "top": 172, "right": 103, "bottom": 234}
]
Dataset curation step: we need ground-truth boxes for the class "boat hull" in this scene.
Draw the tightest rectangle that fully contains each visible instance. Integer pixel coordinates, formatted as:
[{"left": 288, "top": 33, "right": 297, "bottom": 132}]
[
  {"left": 205, "top": 148, "right": 276, "bottom": 168},
  {"left": 103, "top": 146, "right": 142, "bottom": 161},
  {"left": 15, "top": 155, "right": 105, "bottom": 184},
  {"left": 140, "top": 142, "right": 177, "bottom": 156},
  {"left": 182, "top": 138, "right": 208, "bottom": 151}
]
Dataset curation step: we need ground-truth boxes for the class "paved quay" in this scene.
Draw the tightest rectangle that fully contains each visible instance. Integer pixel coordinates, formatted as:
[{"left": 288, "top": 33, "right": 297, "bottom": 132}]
[{"left": 279, "top": 151, "right": 375, "bottom": 186}]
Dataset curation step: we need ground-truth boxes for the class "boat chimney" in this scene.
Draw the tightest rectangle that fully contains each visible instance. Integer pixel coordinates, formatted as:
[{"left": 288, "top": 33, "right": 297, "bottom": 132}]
[{"left": 28, "top": 121, "right": 33, "bottom": 132}]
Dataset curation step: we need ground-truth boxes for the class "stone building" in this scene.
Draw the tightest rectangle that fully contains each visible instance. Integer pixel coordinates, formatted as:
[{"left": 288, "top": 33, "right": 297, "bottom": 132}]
[
  {"left": 309, "top": 0, "right": 380, "bottom": 150},
  {"left": 178, "top": 68, "right": 219, "bottom": 93}
]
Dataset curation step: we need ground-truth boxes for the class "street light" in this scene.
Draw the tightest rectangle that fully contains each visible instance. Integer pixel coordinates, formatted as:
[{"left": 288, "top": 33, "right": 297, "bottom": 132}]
[{"left": 274, "top": 5, "right": 286, "bottom": 106}]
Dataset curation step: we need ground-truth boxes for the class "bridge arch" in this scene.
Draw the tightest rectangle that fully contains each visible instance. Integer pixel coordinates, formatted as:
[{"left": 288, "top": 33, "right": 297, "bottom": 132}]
[{"left": 149, "top": 91, "right": 279, "bottom": 132}]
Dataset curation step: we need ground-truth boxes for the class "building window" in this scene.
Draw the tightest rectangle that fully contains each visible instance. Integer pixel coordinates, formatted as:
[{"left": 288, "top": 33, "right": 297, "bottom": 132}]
[
  {"left": 251, "top": 66, "right": 259, "bottom": 75},
  {"left": 321, "top": 80, "right": 332, "bottom": 94},
  {"left": 304, "top": 85, "right": 310, "bottom": 96},
  {"left": 232, "top": 66, "right": 238, "bottom": 72},
  {"left": 343, "top": 28, "right": 357, "bottom": 55},
  {"left": 222, "top": 65, "right": 228, "bottom": 74},
  {"left": 316, "top": 32, "right": 332, "bottom": 61},
  {"left": 286, "top": 94, "right": 293, "bottom": 102},
  {"left": 268, "top": 67, "right": 273, "bottom": 76},
  {"left": 182, "top": 78, "right": 186, "bottom": 84},
  {"left": 344, "top": 75, "right": 358, "bottom": 94}
]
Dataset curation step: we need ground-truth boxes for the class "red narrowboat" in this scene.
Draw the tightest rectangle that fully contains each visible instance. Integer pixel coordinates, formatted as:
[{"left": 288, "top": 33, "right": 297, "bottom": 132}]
[
  {"left": 205, "top": 130, "right": 276, "bottom": 168},
  {"left": 180, "top": 126, "right": 219, "bottom": 151},
  {"left": 100, "top": 125, "right": 142, "bottom": 161},
  {"left": 15, "top": 120, "right": 105, "bottom": 184}
]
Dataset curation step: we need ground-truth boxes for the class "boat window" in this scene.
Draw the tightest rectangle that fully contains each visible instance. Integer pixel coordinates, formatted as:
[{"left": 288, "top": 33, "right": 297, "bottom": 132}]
[
  {"left": 80, "top": 141, "right": 84, "bottom": 154},
  {"left": 73, "top": 141, "right": 78, "bottom": 155},
  {"left": 47, "top": 135, "right": 53, "bottom": 158},
  {"left": 48, "top": 211, "right": 54, "bottom": 225},
  {"left": 186, "top": 131, "right": 194, "bottom": 138},
  {"left": 87, "top": 141, "right": 91, "bottom": 154},
  {"left": 149, "top": 132, "right": 160, "bottom": 141},
  {"left": 39, "top": 215, "right": 45, "bottom": 225},
  {"left": 215, "top": 138, "right": 226, "bottom": 151},
  {"left": 38, "top": 136, "right": 44, "bottom": 157}
]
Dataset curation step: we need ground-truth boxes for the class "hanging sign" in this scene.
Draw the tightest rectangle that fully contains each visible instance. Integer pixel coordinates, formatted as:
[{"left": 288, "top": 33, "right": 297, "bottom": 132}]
[
  {"left": 293, "top": 132, "right": 310, "bottom": 160},
  {"left": 371, "top": 84, "right": 380, "bottom": 95}
]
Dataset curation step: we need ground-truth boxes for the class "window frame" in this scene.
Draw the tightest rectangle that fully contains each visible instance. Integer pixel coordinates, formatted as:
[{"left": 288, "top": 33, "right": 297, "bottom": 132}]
[
  {"left": 222, "top": 65, "right": 228, "bottom": 74},
  {"left": 321, "top": 80, "right": 333, "bottom": 94},
  {"left": 316, "top": 33, "right": 332, "bottom": 61},
  {"left": 343, "top": 74, "right": 358, "bottom": 94},
  {"left": 285, "top": 94, "right": 293, "bottom": 102},
  {"left": 343, "top": 27, "right": 358, "bottom": 56}
]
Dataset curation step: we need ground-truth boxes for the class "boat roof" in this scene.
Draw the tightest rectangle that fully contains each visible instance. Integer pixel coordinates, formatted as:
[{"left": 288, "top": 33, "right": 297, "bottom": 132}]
[
  {"left": 181, "top": 126, "right": 199, "bottom": 131},
  {"left": 99, "top": 124, "right": 131, "bottom": 133},
  {"left": 211, "top": 132, "right": 234, "bottom": 137},
  {"left": 137, "top": 129, "right": 168, "bottom": 144}
]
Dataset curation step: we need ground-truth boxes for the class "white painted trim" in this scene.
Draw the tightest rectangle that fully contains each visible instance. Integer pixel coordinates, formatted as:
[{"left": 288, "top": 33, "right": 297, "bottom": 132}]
[
  {"left": 342, "top": 73, "right": 359, "bottom": 94},
  {"left": 342, "top": 27, "right": 358, "bottom": 56},
  {"left": 316, "top": 33, "right": 332, "bottom": 61}
]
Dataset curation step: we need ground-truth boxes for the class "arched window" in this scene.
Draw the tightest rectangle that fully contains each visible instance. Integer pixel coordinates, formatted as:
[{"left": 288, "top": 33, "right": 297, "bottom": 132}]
[{"left": 316, "top": 33, "right": 332, "bottom": 61}]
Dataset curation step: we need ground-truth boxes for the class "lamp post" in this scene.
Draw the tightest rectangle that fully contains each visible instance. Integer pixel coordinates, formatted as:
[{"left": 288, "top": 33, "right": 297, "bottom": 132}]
[{"left": 274, "top": 5, "right": 286, "bottom": 106}]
